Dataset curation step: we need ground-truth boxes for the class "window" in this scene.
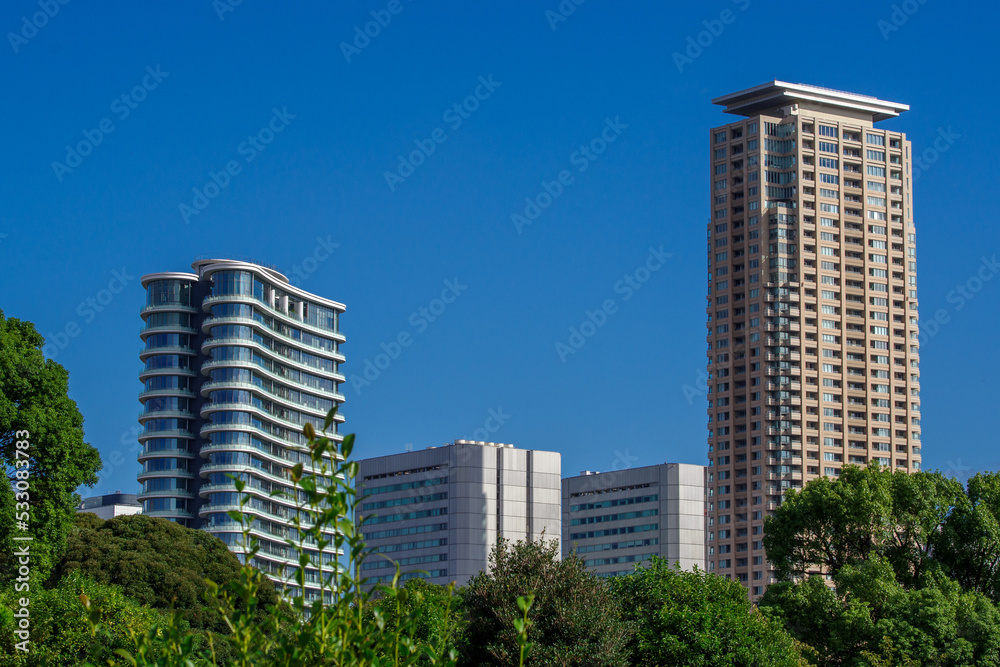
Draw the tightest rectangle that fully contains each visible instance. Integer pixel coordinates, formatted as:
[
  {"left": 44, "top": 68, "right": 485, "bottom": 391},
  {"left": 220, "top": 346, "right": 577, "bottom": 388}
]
[
  {"left": 820, "top": 188, "right": 839, "bottom": 198},
  {"left": 715, "top": 164, "right": 727, "bottom": 175},
  {"left": 819, "top": 141, "right": 838, "bottom": 153},
  {"left": 867, "top": 196, "right": 886, "bottom": 206},
  {"left": 715, "top": 131, "right": 727, "bottom": 144},
  {"left": 819, "top": 125, "right": 838, "bottom": 137},
  {"left": 867, "top": 181, "right": 886, "bottom": 192},
  {"left": 867, "top": 165, "right": 886, "bottom": 177},
  {"left": 820, "top": 203, "right": 840, "bottom": 213},
  {"left": 866, "top": 133, "right": 885, "bottom": 146},
  {"left": 819, "top": 157, "right": 839, "bottom": 169}
]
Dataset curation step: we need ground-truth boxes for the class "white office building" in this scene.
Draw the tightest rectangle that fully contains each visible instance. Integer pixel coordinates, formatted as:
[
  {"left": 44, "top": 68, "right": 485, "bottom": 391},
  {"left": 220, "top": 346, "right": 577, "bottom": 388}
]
[
  {"left": 562, "top": 463, "right": 705, "bottom": 576},
  {"left": 356, "top": 440, "right": 562, "bottom": 587}
]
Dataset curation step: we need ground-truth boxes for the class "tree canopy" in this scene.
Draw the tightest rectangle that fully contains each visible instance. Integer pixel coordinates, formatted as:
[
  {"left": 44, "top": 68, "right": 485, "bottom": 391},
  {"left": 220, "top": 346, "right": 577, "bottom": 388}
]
[
  {"left": 0, "top": 310, "right": 102, "bottom": 580},
  {"left": 760, "top": 558, "right": 1000, "bottom": 667},
  {"left": 610, "top": 557, "right": 805, "bottom": 667},
  {"left": 461, "top": 537, "right": 630, "bottom": 666},
  {"left": 52, "top": 512, "right": 279, "bottom": 632},
  {"left": 763, "top": 463, "right": 965, "bottom": 588}
]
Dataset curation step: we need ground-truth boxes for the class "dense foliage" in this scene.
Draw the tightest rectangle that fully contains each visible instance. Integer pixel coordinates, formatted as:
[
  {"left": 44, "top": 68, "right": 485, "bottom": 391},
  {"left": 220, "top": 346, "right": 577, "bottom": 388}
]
[
  {"left": 0, "top": 572, "right": 168, "bottom": 667},
  {"left": 52, "top": 511, "right": 279, "bottom": 633},
  {"left": 461, "top": 537, "right": 630, "bottom": 666},
  {"left": 611, "top": 557, "right": 805, "bottom": 667},
  {"left": 761, "top": 464, "right": 1000, "bottom": 666},
  {"left": 0, "top": 310, "right": 102, "bottom": 580}
]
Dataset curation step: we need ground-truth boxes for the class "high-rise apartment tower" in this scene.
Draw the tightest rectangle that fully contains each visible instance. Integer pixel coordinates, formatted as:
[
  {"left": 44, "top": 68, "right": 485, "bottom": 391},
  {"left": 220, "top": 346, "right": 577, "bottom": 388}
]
[
  {"left": 136, "top": 259, "right": 346, "bottom": 597},
  {"left": 704, "top": 82, "right": 921, "bottom": 599}
]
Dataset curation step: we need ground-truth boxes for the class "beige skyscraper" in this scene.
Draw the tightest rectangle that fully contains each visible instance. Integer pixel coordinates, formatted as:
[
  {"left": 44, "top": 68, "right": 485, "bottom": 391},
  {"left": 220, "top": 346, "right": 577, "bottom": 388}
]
[{"left": 704, "top": 81, "right": 921, "bottom": 599}]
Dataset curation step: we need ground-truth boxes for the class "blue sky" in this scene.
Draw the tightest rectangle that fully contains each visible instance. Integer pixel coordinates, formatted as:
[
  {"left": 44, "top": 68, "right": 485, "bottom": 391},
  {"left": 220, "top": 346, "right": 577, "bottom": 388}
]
[{"left": 2, "top": 0, "right": 998, "bottom": 496}]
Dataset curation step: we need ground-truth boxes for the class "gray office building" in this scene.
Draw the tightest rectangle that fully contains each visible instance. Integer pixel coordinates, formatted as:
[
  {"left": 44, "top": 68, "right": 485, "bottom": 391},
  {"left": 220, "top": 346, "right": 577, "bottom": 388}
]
[
  {"left": 78, "top": 493, "right": 143, "bottom": 520},
  {"left": 562, "top": 463, "right": 705, "bottom": 576},
  {"left": 356, "top": 440, "right": 562, "bottom": 588}
]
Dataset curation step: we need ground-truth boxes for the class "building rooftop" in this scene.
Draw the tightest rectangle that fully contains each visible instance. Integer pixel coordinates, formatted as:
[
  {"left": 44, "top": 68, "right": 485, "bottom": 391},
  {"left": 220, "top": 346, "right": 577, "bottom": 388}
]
[
  {"left": 79, "top": 493, "right": 140, "bottom": 510},
  {"left": 712, "top": 80, "right": 909, "bottom": 122}
]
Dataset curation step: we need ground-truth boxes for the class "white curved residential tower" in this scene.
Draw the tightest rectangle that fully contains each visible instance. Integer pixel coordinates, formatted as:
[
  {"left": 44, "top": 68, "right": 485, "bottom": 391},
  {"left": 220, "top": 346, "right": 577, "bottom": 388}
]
[{"left": 136, "top": 259, "right": 346, "bottom": 596}]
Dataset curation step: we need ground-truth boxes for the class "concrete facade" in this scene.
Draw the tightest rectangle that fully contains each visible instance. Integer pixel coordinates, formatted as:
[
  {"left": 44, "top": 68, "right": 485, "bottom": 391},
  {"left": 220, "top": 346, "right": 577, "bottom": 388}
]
[
  {"left": 562, "top": 464, "right": 705, "bottom": 576},
  {"left": 356, "top": 440, "right": 561, "bottom": 588},
  {"left": 706, "top": 81, "right": 921, "bottom": 599}
]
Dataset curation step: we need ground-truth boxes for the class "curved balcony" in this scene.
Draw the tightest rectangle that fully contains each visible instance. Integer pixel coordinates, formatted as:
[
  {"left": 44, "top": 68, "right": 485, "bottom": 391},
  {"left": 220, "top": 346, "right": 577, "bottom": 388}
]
[
  {"left": 200, "top": 359, "right": 346, "bottom": 404},
  {"left": 140, "top": 304, "right": 199, "bottom": 318},
  {"left": 138, "top": 387, "right": 195, "bottom": 401},
  {"left": 137, "top": 428, "right": 195, "bottom": 443},
  {"left": 138, "top": 367, "right": 197, "bottom": 383},
  {"left": 198, "top": 440, "right": 325, "bottom": 469},
  {"left": 143, "top": 509, "right": 194, "bottom": 520},
  {"left": 199, "top": 400, "right": 328, "bottom": 437},
  {"left": 137, "top": 446, "right": 195, "bottom": 460},
  {"left": 137, "top": 487, "right": 195, "bottom": 499},
  {"left": 199, "top": 461, "right": 294, "bottom": 488},
  {"left": 139, "top": 345, "right": 197, "bottom": 361},
  {"left": 201, "top": 294, "right": 345, "bottom": 343},
  {"left": 140, "top": 322, "right": 197, "bottom": 340},
  {"left": 137, "top": 467, "right": 196, "bottom": 480},
  {"left": 201, "top": 337, "right": 343, "bottom": 383},
  {"left": 199, "top": 380, "right": 340, "bottom": 420},
  {"left": 138, "top": 408, "right": 195, "bottom": 422},
  {"left": 201, "top": 315, "right": 344, "bottom": 363}
]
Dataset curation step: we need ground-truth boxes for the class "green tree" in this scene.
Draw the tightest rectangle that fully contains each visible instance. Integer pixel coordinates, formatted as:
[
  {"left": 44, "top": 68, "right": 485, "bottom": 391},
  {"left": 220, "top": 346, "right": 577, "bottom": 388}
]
[
  {"left": 0, "top": 571, "right": 169, "bottom": 667},
  {"left": 364, "top": 579, "right": 462, "bottom": 664},
  {"left": 82, "top": 410, "right": 461, "bottom": 666},
  {"left": 760, "top": 557, "right": 1000, "bottom": 667},
  {"left": 460, "top": 536, "right": 629, "bottom": 666},
  {"left": 0, "top": 311, "right": 102, "bottom": 580},
  {"left": 610, "top": 557, "right": 804, "bottom": 667},
  {"left": 51, "top": 511, "right": 279, "bottom": 634},
  {"left": 763, "top": 464, "right": 962, "bottom": 585},
  {"left": 937, "top": 472, "right": 1000, "bottom": 604}
]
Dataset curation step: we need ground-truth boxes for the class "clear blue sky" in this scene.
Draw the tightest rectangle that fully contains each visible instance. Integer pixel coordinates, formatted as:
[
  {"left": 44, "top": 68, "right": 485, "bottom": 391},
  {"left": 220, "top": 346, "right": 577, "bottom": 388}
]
[{"left": 2, "top": 1, "right": 998, "bottom": 496}]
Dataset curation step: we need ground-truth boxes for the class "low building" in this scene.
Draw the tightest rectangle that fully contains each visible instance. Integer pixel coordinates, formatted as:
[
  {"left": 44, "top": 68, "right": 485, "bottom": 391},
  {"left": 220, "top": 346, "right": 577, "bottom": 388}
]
[
  {"left": 562, "top": 463, "right": 705, "bottom": 576},
  {"left": 356, "top": 440, "right": 562, "bottom": 588},
  {"left": 78, "top": 493, "right": 143, "bottom": 520}
]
